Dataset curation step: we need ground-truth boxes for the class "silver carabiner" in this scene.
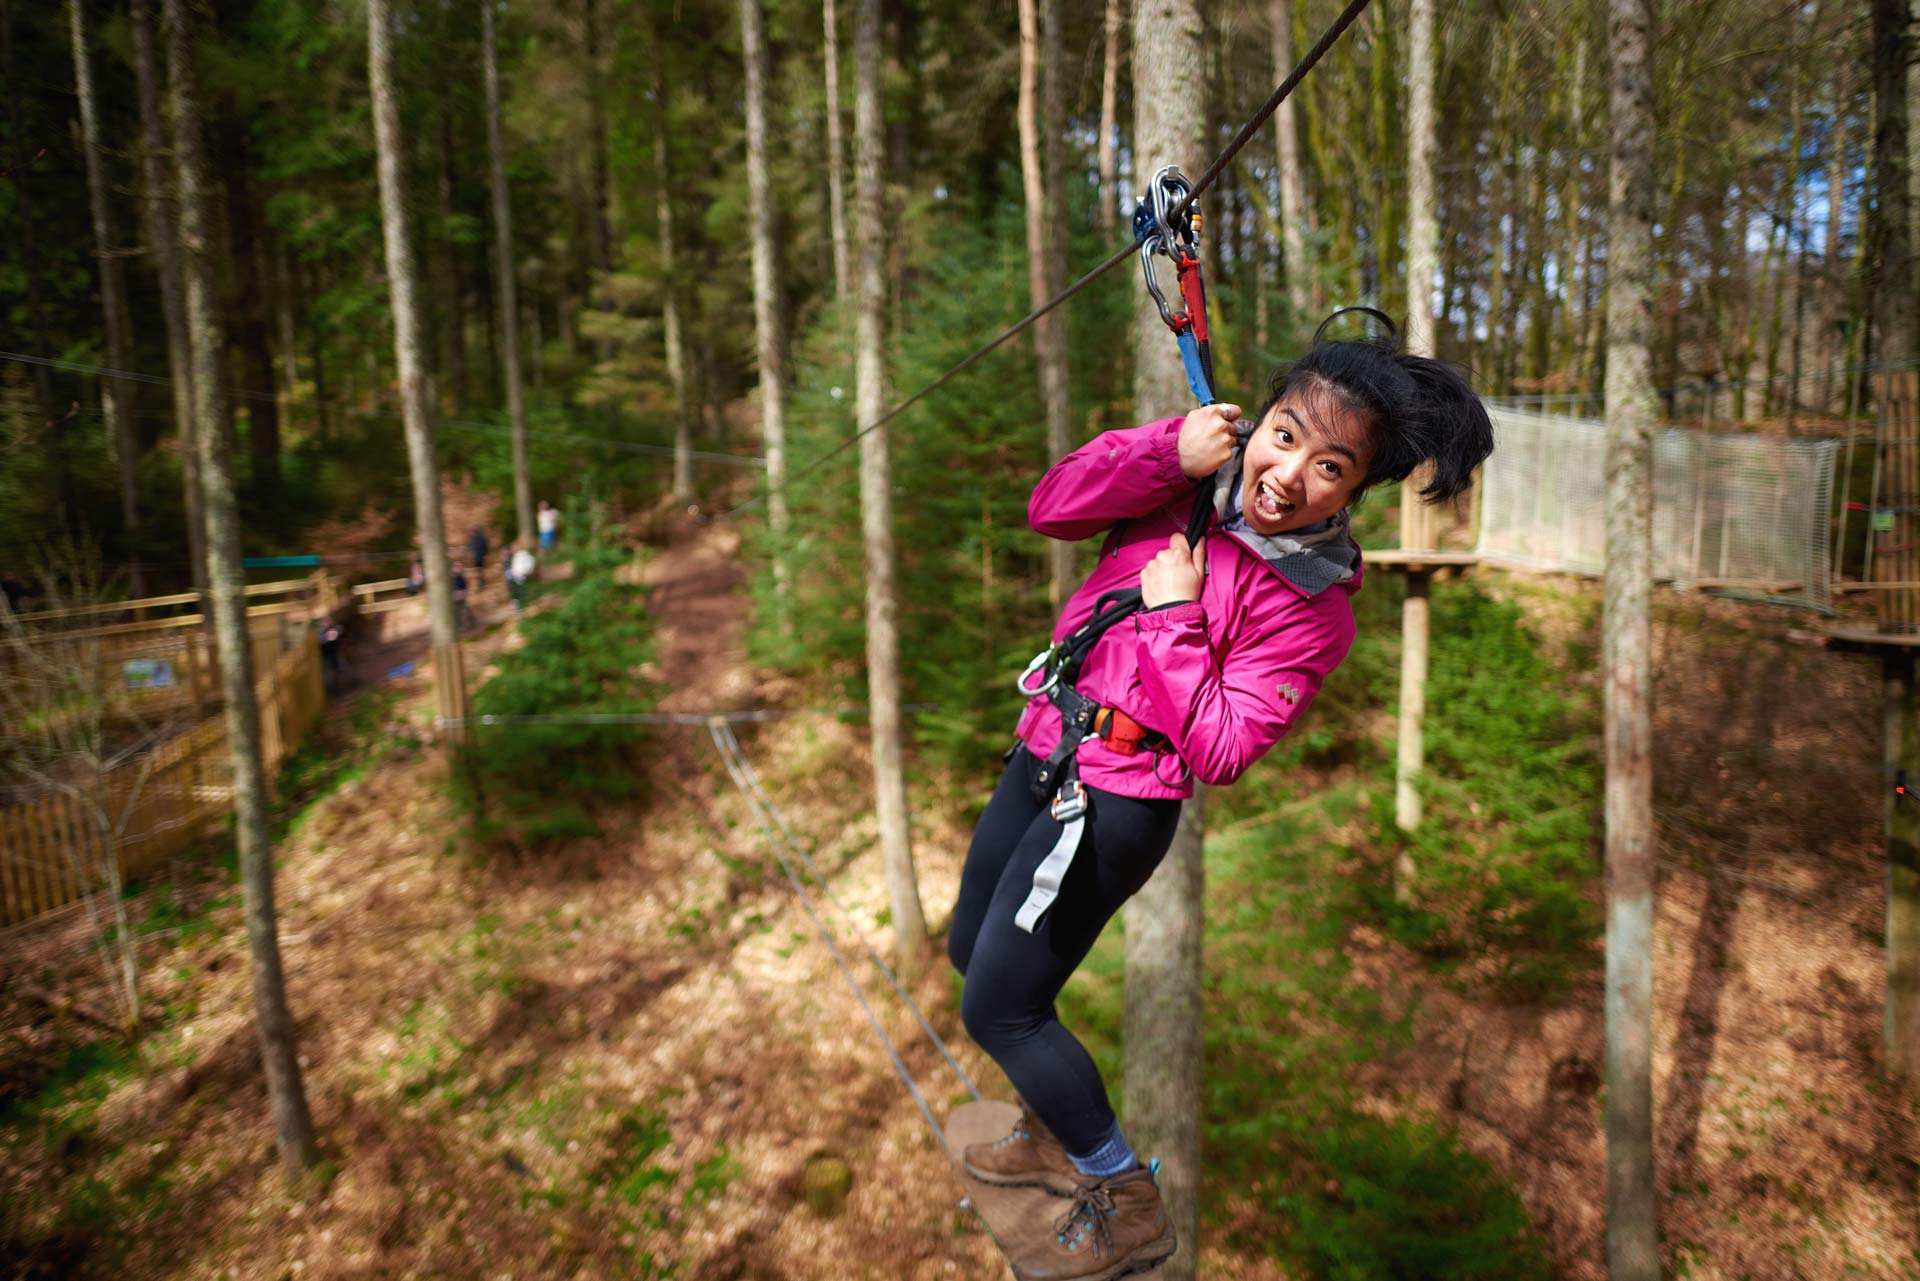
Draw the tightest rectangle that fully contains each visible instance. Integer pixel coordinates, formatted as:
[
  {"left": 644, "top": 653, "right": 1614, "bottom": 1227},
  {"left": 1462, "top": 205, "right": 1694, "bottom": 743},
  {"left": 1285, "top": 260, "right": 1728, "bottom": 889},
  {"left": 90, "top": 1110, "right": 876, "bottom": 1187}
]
[
  {"left": 1138, "top": 235, "right": 1179, "bottom": 329},
  {"left": 1015, "top": 645, "right": 1061, "bottom": 697},
  {"left": 1148, "top": 165, "right": 1196, "bottom": 254}
]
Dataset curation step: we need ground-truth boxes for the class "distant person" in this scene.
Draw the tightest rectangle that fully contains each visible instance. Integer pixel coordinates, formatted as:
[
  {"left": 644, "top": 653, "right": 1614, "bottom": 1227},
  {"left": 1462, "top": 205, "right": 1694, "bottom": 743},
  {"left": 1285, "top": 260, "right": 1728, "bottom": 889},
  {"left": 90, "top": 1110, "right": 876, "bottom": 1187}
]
[
  {"left": 452, "top": 567, "right": 476, "bottom": 630},
  {"left": 506, "top": 543, "right": 537, "bottom": 612},
  {"left": 406, "top": 556, "right": 426, "bottom": 596},
  {"left": 317, "top": 618, "right": 346, "bottom": 689},
  {"left": 537, "top": 500, "right": 560, "bottom": 553},
  {"left": 468, "top": 527, "right": 490, "bottom": 587}
]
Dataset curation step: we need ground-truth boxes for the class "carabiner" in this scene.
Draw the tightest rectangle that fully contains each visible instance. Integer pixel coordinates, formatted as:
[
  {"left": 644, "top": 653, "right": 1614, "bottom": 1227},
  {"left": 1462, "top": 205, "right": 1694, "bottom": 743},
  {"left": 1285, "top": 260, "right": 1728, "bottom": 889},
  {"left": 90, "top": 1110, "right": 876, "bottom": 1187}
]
[
  {"left": 1133, "top": 165, "right": 1201, "bottom": 335},
  {"left": 1016, "top": 645, "right": 1061, "bottom": 697}
]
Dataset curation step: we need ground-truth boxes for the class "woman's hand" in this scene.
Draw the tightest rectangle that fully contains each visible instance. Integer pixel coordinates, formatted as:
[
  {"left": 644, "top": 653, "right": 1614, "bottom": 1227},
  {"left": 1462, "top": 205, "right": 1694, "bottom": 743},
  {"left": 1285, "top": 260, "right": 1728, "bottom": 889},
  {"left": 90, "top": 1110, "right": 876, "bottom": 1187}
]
[
  {"left": 1176, "top": 402, "right": 1242, "bottom": 479},
  {"left": 1140, "top": 533, "right": 1206, "bottom": 609}
]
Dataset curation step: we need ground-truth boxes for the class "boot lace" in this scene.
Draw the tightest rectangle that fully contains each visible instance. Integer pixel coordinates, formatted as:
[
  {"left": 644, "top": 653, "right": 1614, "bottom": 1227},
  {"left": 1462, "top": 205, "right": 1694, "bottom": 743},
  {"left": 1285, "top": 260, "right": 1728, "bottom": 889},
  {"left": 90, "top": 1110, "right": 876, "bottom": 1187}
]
[{"left": 1050, "top": 1181, "right": 1119, "bottom": 1257}]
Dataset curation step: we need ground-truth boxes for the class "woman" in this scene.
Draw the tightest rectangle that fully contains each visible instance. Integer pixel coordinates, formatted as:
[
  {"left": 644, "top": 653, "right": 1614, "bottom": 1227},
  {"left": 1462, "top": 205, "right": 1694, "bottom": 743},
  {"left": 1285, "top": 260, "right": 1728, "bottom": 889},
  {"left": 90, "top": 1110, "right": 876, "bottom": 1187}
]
[{"left": 947, "top": 309, "right": 1495, "bottom": 1279}]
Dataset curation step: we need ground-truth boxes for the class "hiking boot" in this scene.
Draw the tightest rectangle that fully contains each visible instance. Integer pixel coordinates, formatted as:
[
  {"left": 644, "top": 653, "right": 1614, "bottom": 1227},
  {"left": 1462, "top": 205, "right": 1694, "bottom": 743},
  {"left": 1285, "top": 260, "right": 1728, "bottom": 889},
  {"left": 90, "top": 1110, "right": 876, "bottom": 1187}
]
[
  {"left": 963, "top": 1098, "right": 1080, "bottom": 1197},
  {"left": 1019, "top": 1165, "right": 1176, "bottom": 1281}
]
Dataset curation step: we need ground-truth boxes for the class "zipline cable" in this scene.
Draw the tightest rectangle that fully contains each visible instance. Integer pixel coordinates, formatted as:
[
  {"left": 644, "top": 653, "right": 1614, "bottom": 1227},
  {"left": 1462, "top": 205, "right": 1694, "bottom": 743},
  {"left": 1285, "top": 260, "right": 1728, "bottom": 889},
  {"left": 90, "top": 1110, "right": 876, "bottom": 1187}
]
[
  {"left": 717, "top": 720, "right": 980, "bottom": 1102},
  {"left": 707, "top": 720, "right": 957, "bottom": 1158},
  {"left": 722, "top": 0, "right": 1376, "bottom": 518}
]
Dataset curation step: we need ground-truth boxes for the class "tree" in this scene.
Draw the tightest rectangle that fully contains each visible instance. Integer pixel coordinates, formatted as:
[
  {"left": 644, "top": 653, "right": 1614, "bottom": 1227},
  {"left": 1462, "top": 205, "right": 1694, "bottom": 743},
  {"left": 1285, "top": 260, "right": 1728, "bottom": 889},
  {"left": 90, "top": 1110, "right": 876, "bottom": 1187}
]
[
  {"left": 129, "top": 0, "right": 208, "bottom": 608},
  {"left": 482, "top": 0, "right": 533, "bottom": 550},
  {"left": 853, "top": 0, "right": 928, "bottom": 971},
  {"left": 1018, "top": 0, "right": 1075, "bottom": 609},
  {"left": 1393, "top": 0, "right": 1438, "bottom": 892},
  {"left": 1603, "top": 0, "right": 1659, "bottom": 1273},
  {"left": 1873, "top": 0, "right": 1920, "bottom": 1089},
  {"left": 649, "top": 18, "right": 695, "bottom": 505},
  {"left": 1125, "top": 4, "right": 1205, "bottom": 1276},
  {"left": 369, "top": 0, "right": 467, "bottom": 731},
  {"left": 741, "top": 0, "right": 790, "bottom": 610},
  {"left": 1270, "top": 0, "right": 1311, "bottom": 322},
  {"left": 1099, "top": 0, "right": 1123, "bottom": 232},
  {"left": 1874, "top": 0, "right": 1915, "bottom": 367},
  {"left": 67, "top": 0, "right": 139, "bottom": 591},
  {"left": 165, "top": 0, "right": 316, "bottom": 1178},
  {"left": 823, "top": 0, "right": 850, "bottom": 299}
]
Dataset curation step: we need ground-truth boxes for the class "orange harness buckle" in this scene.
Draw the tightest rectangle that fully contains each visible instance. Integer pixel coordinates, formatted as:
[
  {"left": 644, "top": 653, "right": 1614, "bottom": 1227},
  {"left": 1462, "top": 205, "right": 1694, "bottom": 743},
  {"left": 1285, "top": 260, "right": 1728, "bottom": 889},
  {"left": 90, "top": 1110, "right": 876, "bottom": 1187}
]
[{"left": 1093, "top": 706, "right": 1151, "bottom": 756}]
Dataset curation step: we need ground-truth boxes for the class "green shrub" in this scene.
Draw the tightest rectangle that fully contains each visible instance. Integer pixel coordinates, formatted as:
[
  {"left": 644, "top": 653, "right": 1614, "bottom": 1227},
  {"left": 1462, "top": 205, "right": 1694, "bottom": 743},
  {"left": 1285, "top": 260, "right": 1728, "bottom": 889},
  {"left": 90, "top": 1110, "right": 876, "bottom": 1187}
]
[
  {"left": 1376, "top": 584, "right": 1602, "bottom": 995},
  {"left": 450, "top": 553, "right": 658, "bottom": 851},
  {"left": 1282, "top": 1112, "right": 1551, "bottom": 1281}
]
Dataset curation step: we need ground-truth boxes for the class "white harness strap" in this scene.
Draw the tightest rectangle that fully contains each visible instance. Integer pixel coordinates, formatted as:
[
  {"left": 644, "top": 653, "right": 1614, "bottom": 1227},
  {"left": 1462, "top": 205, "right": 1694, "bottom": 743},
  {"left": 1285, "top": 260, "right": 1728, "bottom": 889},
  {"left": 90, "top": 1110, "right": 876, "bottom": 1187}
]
[{"left": 1015, "top": 779, "right": 1089, "bottom": 934}]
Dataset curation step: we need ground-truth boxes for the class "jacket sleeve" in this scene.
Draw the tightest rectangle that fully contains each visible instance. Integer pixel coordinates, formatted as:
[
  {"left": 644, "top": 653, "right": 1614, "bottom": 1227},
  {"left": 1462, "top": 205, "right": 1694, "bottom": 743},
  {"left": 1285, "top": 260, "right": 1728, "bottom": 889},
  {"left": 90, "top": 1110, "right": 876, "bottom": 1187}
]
[
  {"left": 1130, "top": 597, "right": 1354, "bottom": 787},
  {"left": 1028, "top": 416, "right": 1196, "bottom": 541}
]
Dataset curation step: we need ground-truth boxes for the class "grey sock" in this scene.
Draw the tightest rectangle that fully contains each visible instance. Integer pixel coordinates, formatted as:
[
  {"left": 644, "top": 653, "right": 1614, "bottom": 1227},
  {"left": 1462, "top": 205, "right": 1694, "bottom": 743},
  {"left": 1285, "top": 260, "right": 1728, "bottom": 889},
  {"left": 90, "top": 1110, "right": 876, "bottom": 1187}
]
[{"left": 1069, "top": 1118, "right": 1139, "bottom": 1178}]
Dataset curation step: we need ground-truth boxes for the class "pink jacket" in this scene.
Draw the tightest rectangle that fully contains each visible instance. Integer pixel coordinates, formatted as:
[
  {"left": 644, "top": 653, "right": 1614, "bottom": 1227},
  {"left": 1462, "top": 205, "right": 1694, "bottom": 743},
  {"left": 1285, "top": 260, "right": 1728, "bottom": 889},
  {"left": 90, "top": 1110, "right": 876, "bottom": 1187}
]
[{"left": 1014, "top": 417, "right": 1363, "bottom": 800}]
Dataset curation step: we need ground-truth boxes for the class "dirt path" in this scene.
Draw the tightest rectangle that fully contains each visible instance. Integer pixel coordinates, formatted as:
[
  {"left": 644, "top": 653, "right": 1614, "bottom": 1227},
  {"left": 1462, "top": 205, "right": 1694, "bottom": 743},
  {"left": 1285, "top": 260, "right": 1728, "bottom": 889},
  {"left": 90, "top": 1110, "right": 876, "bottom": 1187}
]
[
  {"left": 0, "top": 516, "right": 994, "bottom": 1280},
  {"left": 642, "top": 514, "right": 755, "bottom": 714}
]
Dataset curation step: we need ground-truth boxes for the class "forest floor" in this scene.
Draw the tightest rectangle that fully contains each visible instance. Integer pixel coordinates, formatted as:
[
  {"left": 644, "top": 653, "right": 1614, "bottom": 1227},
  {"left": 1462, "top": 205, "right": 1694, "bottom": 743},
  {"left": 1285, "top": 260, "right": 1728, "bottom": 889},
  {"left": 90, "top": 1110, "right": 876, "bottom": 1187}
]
[{"left": 4, "top": 515, "right": 1920, "bottom": 1280}]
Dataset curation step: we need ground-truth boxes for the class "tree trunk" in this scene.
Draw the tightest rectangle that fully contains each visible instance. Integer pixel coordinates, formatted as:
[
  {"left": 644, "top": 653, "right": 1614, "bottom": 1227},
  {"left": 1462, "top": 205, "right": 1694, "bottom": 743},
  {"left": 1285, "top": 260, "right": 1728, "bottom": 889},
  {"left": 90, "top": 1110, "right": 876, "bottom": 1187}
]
[
  {"left": 0, "top": 0, "right": 57, "bottom": 428},
  {"left": 583, "top": 0, "right": 613, "bottom": 275},
  {"left": 69, "top": 0, "right": 141, "bottom": 589},
  {"left": 1394, "top": 0, "right": 1438, "bottom": 868},
  {"left": 1126, "top": 4, "right": 1204, "bottom": 1274},
  {"left": 483, "top": 0, "right": 533, "bottom": 549},
  {"left": 1603, "top": 0, "right": 1659, "bottom": 1274},
  {"left": 1270, "top": 0, "right": 1310, "bottom": 322},
  {"left": 741, "top": 0, "right": 790, "bottom": 610},
  {"left": 852, "top": 0, "right": 928, "bottom": 972},
  {"left": 370, "top": 0, "right": 466, "bottom": 729},
  {"left": 1099, "top": 0, "right": 1122, "bottom": 232},
  {"left": 165, "top": 0, "right": 316, "bottom": 1178},
  {"left": 221, "top": 137, "right": 281, "bottom": 506},
  {"left": 1874, "top": 0, "right": 1915, "bottom": 367},
  {"left": 1824, "top": 62, "right": 1853, "bottom": 414},
  {"left": 437, "top": 100, "right": 469, "bottom": 412},
  {"left": 131, "top": 0, "right": 208, "bottom": 606},
  {"left": 649, "top": 23, "right": 694, "bottom": 505},
  {"left": 823, "top": 0, "right": 850, "bottom": 300},
  {"left": 1018, "top": 0, "right": 1075, "bottom": 611}
]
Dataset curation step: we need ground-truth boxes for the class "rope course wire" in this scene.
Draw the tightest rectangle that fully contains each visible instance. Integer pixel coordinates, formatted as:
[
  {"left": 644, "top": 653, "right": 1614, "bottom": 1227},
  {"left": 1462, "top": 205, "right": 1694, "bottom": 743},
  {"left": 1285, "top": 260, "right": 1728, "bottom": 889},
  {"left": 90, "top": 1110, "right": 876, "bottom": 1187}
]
[{"left": 706, "top": 719, "right": 966, "bottom": 1158}]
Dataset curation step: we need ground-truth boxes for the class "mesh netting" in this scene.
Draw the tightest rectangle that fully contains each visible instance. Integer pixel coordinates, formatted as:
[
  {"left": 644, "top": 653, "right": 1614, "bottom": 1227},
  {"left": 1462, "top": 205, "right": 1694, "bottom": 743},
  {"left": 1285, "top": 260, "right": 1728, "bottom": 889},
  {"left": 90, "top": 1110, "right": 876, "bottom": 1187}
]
[{"left": 1474, "top": 407, "right": 1839, "bottom": 613}]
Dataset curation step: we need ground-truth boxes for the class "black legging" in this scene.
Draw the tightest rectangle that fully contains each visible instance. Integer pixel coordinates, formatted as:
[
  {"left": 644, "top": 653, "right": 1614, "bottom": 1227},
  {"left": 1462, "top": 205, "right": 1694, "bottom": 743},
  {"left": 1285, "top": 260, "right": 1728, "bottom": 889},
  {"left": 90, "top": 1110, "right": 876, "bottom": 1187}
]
[{"left": 948, "top": 744, "right": 1183, "bottom": 1156}]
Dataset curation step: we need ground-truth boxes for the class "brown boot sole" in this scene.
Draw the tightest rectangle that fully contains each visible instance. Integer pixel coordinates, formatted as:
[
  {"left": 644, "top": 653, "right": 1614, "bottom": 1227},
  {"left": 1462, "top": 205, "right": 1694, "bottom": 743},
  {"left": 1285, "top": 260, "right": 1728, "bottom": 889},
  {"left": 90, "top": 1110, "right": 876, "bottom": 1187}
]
[
  {"left": 962, "top": 1158, "right": 1080, "bottom": 1198},
  {"left": 1013, "top": 1225, "right": 1177, "bottom": 1281}
]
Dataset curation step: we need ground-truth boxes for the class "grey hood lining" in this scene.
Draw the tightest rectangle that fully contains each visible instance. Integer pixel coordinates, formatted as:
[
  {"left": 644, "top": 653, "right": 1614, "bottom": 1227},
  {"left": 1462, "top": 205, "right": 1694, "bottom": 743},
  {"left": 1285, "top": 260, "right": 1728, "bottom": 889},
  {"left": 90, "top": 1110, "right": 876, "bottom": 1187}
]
[{"left": 1211, "top": 444, "right": 1361, "bottom": 597}]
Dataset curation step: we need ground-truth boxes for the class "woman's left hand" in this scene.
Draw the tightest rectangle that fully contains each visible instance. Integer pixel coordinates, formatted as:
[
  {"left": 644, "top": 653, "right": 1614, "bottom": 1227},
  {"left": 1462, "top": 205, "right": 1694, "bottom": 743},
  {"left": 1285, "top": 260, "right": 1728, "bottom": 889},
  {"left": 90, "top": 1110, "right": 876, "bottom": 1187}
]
[{"left": 1140, "top": 533, "right": 1206, "bottom": 609}]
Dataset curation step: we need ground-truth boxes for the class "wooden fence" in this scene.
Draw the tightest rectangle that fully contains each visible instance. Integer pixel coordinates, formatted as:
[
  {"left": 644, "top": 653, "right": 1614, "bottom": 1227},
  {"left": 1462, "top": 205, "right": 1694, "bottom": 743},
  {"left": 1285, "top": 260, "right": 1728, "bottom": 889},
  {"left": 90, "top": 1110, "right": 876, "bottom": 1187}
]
[{"left": 0, "top": 627, "right": 327, "bottom": 926}]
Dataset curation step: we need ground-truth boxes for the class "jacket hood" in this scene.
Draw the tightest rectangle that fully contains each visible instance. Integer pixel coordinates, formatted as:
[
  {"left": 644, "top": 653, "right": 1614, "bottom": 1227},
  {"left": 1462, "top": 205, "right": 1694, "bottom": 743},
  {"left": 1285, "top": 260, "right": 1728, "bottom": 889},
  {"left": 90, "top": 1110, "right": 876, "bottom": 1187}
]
[{"left": 1210, "top": 442, "right": 1362, "bottom": 598}]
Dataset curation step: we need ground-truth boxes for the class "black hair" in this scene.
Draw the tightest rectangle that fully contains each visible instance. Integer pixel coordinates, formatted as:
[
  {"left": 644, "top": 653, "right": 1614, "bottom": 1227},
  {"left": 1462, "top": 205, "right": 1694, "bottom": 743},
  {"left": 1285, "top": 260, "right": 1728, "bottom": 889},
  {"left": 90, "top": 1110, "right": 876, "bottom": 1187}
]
[{"left": 1253, "top": 306, "right": 1494, "bottom": 507}]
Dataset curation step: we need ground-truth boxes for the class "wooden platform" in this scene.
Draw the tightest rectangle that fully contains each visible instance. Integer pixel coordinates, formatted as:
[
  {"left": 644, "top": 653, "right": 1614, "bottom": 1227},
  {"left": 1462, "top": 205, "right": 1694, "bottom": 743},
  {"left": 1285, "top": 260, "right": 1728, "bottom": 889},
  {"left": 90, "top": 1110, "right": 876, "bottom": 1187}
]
[
  {"left": 1789, "top": 626, "right": 1920, "bottom": 653},
  {"left": 945, "top": 1101, "right": 1167, "bottom": 1280},
  {"left": 1360, "top": 548, "right": 1483, "bottom": 571}
]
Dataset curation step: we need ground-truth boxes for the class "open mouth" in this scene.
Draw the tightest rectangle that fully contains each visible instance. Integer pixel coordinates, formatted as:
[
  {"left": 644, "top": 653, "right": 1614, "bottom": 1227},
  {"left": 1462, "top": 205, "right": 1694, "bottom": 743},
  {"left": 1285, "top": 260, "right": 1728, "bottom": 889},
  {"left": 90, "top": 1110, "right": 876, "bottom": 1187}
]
[{"left": 1253, "top": 475, "right": 1295, "bottom": 521}]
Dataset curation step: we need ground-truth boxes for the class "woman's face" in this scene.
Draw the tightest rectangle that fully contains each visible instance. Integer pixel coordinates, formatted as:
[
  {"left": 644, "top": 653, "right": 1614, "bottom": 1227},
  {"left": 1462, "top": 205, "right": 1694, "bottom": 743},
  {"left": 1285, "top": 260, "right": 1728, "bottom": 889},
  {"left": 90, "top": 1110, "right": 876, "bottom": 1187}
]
[{"left": 1238, "top": 387, "right": 1372, "bottom": 535}]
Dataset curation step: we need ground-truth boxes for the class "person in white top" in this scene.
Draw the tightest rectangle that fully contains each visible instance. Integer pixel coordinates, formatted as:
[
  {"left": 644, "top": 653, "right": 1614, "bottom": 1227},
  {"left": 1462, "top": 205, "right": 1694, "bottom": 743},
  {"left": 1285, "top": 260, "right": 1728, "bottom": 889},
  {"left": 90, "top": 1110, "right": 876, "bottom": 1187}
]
[
  {"left": 506, "top": 543, "right": 538, "bottom": 611},
  {"left": 536, "top": 500, "right": 560, "bottom": 553}
]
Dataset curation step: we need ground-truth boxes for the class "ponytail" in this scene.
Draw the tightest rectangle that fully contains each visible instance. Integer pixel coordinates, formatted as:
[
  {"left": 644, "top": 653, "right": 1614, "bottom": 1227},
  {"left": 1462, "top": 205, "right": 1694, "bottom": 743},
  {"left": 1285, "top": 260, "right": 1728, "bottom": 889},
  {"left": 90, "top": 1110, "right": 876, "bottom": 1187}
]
[{"left": 1255, "top": 307, "right": 1495, "bottom": 506}]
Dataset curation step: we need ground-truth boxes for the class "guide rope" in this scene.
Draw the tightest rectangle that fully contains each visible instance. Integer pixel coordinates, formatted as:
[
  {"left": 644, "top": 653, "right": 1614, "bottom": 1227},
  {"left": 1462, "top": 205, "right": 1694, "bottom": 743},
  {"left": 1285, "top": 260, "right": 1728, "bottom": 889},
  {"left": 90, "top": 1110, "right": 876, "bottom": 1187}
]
[{"left": 707, "top": 720, "right": 966, "bottom": 1158}]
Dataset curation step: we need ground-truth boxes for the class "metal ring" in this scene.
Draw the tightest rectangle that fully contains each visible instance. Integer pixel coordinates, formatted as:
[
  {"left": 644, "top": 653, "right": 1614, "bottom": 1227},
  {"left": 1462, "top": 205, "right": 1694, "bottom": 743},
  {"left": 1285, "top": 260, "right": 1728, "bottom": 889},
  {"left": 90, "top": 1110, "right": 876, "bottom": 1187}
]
[{"left": 1150, "top": 746, "right": 1193, "bottom": 789}]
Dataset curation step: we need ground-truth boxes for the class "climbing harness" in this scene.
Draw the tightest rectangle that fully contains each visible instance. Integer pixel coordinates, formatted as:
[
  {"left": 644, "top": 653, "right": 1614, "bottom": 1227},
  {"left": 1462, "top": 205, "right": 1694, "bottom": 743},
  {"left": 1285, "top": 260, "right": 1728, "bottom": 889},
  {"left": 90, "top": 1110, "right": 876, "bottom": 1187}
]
[{"left": 1007, "top": 166, "right": 1238, "bottom": 934}]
